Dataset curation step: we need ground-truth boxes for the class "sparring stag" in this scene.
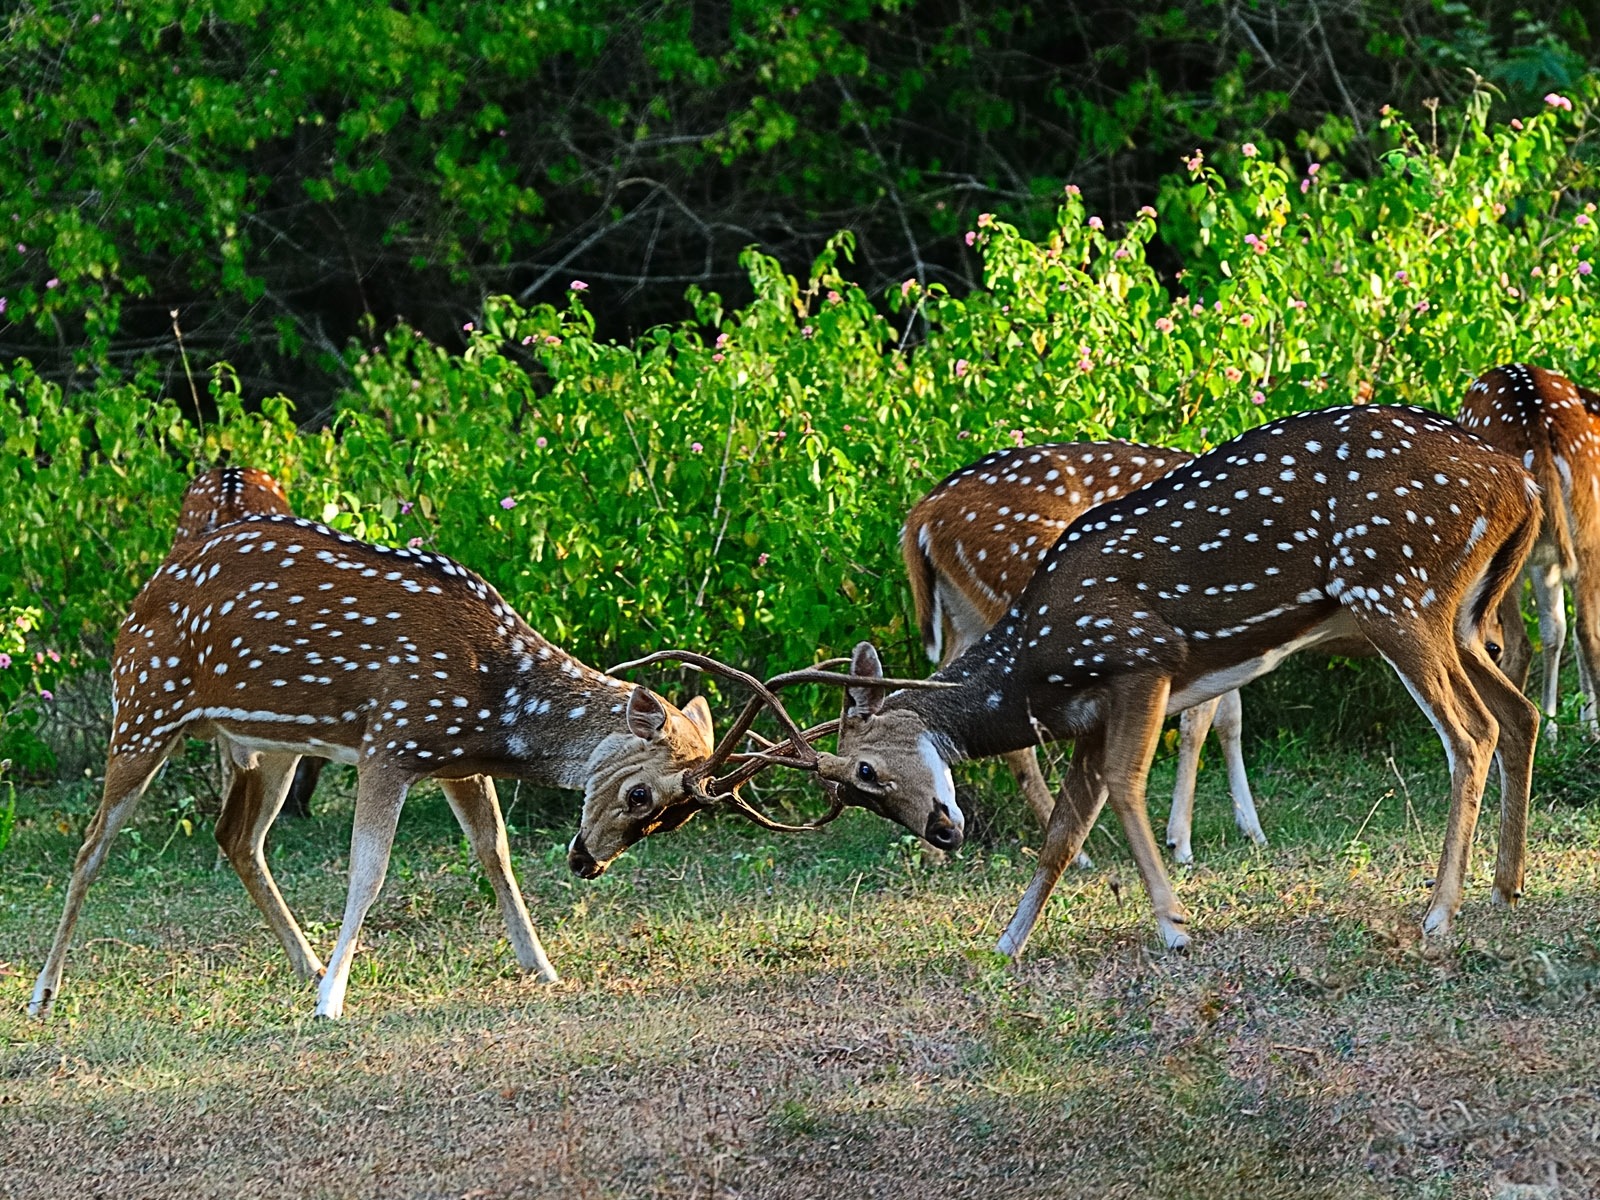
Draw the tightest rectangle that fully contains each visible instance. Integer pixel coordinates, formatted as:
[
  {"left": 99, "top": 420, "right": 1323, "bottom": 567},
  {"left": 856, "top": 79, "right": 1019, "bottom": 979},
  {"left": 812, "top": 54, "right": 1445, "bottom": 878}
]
[
  {"left": 810, "top": 405, "right": 1540, "bottom": 956},
  {"left": 903, "top": 440, "right": 1264, "bottom": 863},
  {"left": 30, "top": 515, "right": 724, "bottom": 1019},
  {"left": 174, "top": 466, "right": 325, "bottom": 818},
  {"left": 1458, "top": 363, "right": 1600, "bottom": 738}
]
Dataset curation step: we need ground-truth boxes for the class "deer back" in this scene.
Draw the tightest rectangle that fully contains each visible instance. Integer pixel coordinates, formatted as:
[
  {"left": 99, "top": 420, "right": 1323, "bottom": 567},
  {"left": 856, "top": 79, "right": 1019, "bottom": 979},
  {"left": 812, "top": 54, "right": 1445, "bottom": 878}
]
[
  {"left": 901, "top": 441, "right": 1193, "bottom": 662},
  {"left": 114, "top": 515, "right": 712, "bottom": 791}
]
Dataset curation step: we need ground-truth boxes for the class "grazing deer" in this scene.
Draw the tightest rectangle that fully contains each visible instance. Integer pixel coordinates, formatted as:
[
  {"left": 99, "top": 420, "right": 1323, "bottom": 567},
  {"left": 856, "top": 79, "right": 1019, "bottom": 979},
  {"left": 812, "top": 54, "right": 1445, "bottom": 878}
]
[
  {"left": 805, "top": 405, "right": 1539, "bottom": 955},
  {"left": 30, "top": 514, "right": 721, "bottom": 1019},
  {"left": 903, "top": 440, "right": 1265, "bottom": 863},
  {"left": 1458, "top": 364, "right": 1600, "bottom": 739},
  {"left": 174, "top": 467, "right": 325, "bottom": 817}
]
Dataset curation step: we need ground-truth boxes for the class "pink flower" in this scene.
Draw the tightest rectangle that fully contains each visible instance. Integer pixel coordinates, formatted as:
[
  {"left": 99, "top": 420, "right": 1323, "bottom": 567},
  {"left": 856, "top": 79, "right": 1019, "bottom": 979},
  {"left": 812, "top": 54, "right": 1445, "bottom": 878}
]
[
  {"left": 827, "top": 289, "right": 842, "bottom": 303},
  {"left": 690, "top": 441, "right": 704, "bottom": 453},
  {"left": 1009, "top": 429, "right": 1026, "bottom": 447},
  {"left": 901, "top": 279, "right": 916, "bottom": 297},
  {"left": 954, "top": 359, "right": 968, "bottom": 378},
  {"left": 1192, "top": 304, "right": 1204, "bottom": 315},
  {"left": 977, "top": 213, "right": 994, "bottom": 227},
  {"left": 1251, "top": 239, "right": 1268, "bottom": 255},
  {"left": 1184, "top": 150, "right": 1203, "bottom": 172},
  {"left": 1511, "top": 118, "right": 1524, "bottom": 131},
  {"left": 1077, "top": 355, "right": 1093, "bottom": 372},
  {"left": 1307, "top": 163, "right": 1321, "bottom": 176},
  {"left": 964, "top": 231, "right": 977, "bottom": 247},
  {"left": 462, "top": 322, "right": 474, "bottom": 332},
  {"left": 757, "top": 552, "right": 770, "bottom": 567},
  {"left": 1580, "top": 262, "right": 1593, "bottom": 276},
  {"left": 0, "top": 297, "right": 6, "bottom": 315},
  {"left": 801, "top": 325, "right": 814, "bottom": 338},
  {"left": 1224, "top": 366, "right": 1243, "bottom": 384},
  {"left": 520, "top": 335, "right": 534, "bottom": 344},
  {"left": 1545, "top": 93, "right": 1573, "bottom": 112},
  {"left": 45, "top": 277, "right": 59, "bottom": 289},
  {"left": 1154, "top": 316, "right": 1174, "bottom": 333},
  {"left": 400, "top": 501, "right": 413, "bottom": 514},
  {"left": 535, "top": 436, "right": 548, "bottom": 448},
  {"left": 1064, "top": 184, "right": 1081, "bottom": 197},
  {"left": 1138, "top": 205, "right": 1157, "bottom": 219},
  {"left": 1394, "top": 269, "right": 1409, "bottom": 283},
  {"left": 1113, "top": 246, "right": 1129, "bottom": 259},
  {"left": 544, "top": 335, "right": 561, "bottom": 345},
  {"left": 1415, "top": 300, "right": 1430, "bottom": 313},
  {"left": 1238, "top": 313, "right": 1255, "bottom": 327},
  {"left": 1243, "top": 234, "right": 1259, "bottom": 246},
  {"left": 1578, "top": 214, "right": 1593, "bottom": 228},
  {"left": 1241, "top": 142, "right": 1259, "bottom": 158},
  {"left": 1532, "top": 266, "right": 1544, "bottom": 278},
  {"left": 500, "top": 496, "right": 516, "bottom": 510},
  {"left": 0, "top": 653, "right": 10, "bottom": 669},
  {"left": 407, "top": 537, "right": 424, "bottom": 549},
  {"left": 1299, "top": 179, "right": 1310, "bottom": 194},
  {"left": 716, "top": 333, "right": 730, "bottom": 348},
  {"left": 1088, "top": 216, "right": 1104, "bottom": 231},
  {"left": 712, "top": 352, "right": 724, "bottom": 363},
  {"left": 957, "top": 430, "right": 970, "bottom": 439},
  {"left": 1289, "top": 298, "right": 1308, "bottom": 310},
  {"left": 46, "top": 648, "right": 60, "bottom": 662},
  {"left": 569, "top": 280, "right": 588, "bottom": 291},
  {"left": 39, "top": 689, "right": 53, "bottom": 701},
  {"left": 1251, "top": 391, "right": 1265, "bottom": 405}
]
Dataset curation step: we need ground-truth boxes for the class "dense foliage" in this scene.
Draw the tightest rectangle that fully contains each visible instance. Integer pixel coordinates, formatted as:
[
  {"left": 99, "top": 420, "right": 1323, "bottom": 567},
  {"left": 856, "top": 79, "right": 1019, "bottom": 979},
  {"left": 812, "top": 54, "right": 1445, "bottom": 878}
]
[
  {"left": 3, "top": 90, "right": 1598, "bottom": 771},
  {"left": 1, "top": 0, "right": 1595, "bottom": 408}
]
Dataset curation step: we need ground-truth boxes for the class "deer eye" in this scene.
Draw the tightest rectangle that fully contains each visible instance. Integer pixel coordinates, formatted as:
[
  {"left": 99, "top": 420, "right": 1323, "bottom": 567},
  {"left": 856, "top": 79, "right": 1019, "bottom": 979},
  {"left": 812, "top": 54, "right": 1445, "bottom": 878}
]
[
  {"left": 626, "top": 784, "right": 653, "bottom": 811},
  {"left": 856, "top": 762, "right": 878, "bottom": 785}
]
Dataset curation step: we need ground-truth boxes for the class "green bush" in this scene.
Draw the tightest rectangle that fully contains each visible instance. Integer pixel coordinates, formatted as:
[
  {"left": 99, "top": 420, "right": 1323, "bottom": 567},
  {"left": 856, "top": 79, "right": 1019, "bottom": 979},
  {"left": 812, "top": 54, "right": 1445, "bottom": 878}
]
[{"left": 2, "top": 89, "right": 1598, "bottom": 767}]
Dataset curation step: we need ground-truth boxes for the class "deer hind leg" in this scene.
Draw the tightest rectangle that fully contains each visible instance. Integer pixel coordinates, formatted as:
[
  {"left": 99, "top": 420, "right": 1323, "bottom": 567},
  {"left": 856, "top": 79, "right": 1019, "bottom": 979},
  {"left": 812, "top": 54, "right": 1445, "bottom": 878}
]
[
  {"left": 1528, "top": 562, "right": 1566, "bottom": 734},
  {"left": 1213, "top": 688, "right": 1265, "bottom": 848},
  {"left": 439, "top": 775, "right": 559, "bottom": 984},
  {"left": 29, "top": 740, "right": 180, "bottom": 1018},
  {"left": 213, "top": 748, "right": 325, "bottom": 982},
  {"left": 281, "top": 757, "right": 327, "bottom": 819},
  {"left": 315, "top": 764, "right": 412, "bottom": 1019},
  {"left": 997, "top": 732, "right": 1109, "bottom": 960},
  {"left": 1374, "top": 636, "right": 1498, "bottom": 937},
  {"left": 1166, "top": 695, "right": 1217, "bottom": 865},
  {"left": 1569, "top": 564, "right": 1600, "bottom": 739},
  {"left": 1457, "top": 644, "right": 1539, "bottom": 912}
]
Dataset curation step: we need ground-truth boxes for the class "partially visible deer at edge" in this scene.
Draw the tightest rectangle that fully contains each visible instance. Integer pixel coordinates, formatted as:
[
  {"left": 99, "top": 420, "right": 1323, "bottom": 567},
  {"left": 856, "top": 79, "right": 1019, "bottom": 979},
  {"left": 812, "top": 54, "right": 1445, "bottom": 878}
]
[
  {"left": 1459, "top": 363, "right": 1600, "bottom": 739},
  {"left": 902, "top": 440, "right": 1265, "bottom": 865}
]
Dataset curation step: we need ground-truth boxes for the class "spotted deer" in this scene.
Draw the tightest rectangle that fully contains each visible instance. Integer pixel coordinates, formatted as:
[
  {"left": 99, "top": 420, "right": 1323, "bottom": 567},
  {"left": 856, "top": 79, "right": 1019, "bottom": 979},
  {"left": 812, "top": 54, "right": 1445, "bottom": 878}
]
[
  {"left": 174, "top": 467, "right": 325, "bottom": 817},
  {"left": 29, "top": 514, "right": 722, "bottom": 1019},
  {"left": 903, "top": 440, "right": 1264, "bottom": 864},
  {"left": 805, "top": 405, "right": 1540, "bottom": 955},
  {"left": 1458, "top": 364, "right": 1600, "bottom": 739}
]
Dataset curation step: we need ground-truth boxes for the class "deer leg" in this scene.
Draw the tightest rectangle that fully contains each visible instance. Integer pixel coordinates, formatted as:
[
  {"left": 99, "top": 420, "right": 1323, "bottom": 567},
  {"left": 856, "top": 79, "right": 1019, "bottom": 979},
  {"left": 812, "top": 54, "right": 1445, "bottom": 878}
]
[
  {"left": 214, "top": 750, "right": 325, "bottom": 981},
  {"left": 30, "top": 741, "right": 179, "bottom": 1018},
  {"left": 1569, "top": 565, "right": 1600, "bottom": 739},
  {"left": 439, "top": 775, "right": 559, "bottom": 983},
  {"left": 1096, "top": 676, "right": 1190, "bottom": 950},
  {"left": 1376, "top": 639, "right": 1498, "bottom": 937},
  {"left": 315, "top": 764, "right": 412, "bottom": 1020},
  {"left": 1002, "top": 746, "right": 1093, "bottom": 869},
  {"left": 1458, "top": 644, "right": 1539, "bottom": 911},
  {"left": 281, "top": 757, "right": 326, "bottom": 819},
  {"left": 997, "top": 733, "right": 1109, "bottom": 960},
  {"left": 1213, "top": 689, "right": 1265, "bottom": 848},
  {"left": 1167, "top": 696, "right": 1219, "bottom": 864},
  {"left": 1496, "top": 574, "right": 1534, "bottom": 695},
  {"left": 1528, "top": 562, "right": 1566, "bottom": 735}
]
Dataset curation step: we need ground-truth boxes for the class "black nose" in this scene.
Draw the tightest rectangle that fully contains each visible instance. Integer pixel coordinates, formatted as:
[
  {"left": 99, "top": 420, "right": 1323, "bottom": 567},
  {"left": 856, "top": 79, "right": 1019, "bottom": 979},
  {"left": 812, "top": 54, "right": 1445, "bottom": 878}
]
[
  {"left": 925, "top": 812, "right": 963, "bottom": 852},
  {"left": 567, "top": 834, "right": 604, "bottom": 879}
]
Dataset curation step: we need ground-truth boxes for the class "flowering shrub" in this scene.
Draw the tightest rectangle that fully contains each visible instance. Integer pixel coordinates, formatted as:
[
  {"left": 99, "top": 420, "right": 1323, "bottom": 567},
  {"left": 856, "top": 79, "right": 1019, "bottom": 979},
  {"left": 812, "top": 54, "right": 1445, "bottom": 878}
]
[
  {"left": 0, "top": 606, "right": 61, "bottom": 775},
  {"left": 0, "top": 89, "right": 1597, "bottom": 762}
]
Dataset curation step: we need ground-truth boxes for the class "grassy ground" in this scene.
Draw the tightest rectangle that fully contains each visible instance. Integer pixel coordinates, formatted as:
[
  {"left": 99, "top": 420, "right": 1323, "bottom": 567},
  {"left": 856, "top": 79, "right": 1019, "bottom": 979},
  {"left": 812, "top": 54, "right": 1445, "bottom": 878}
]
[{"left": 2, "top": 661, "right": 1599, "bottom": 1199}]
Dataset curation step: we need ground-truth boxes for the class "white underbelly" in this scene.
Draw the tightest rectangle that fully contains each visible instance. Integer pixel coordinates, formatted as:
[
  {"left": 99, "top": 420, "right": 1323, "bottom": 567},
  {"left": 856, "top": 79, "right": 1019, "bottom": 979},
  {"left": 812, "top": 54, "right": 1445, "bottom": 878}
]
[{"left": 1165, "top": 610, "right": 1362, "bottom": 714}]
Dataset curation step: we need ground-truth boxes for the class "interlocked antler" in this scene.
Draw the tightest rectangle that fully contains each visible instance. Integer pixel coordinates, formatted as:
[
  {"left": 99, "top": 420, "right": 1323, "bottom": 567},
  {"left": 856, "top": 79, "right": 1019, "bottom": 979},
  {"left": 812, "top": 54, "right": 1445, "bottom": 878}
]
[{"left": 608, "top": 650, "right": 953, "bottom": 832}]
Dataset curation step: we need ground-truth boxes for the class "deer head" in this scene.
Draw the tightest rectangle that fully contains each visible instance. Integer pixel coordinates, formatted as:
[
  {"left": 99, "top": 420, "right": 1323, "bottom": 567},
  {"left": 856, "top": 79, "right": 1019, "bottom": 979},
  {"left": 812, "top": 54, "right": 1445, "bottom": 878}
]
[
  {"left": 567, "top": 687, "right": 716, "bottom": 877},
  {"left": 814, "top": 642, "right": 966, "bottom": 852}
]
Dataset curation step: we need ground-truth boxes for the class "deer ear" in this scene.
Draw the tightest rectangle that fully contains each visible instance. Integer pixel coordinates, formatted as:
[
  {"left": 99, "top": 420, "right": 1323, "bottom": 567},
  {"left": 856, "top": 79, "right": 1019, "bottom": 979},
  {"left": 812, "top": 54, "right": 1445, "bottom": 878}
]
[
  {"left": 844, "top": 641, "right": 887, "bottom": 719},
  {"left": 626, "top": 687, "right": 669, "bottom": 740},
  {"left": 680, "top": 695, "right": 714, "bottom": 752}
]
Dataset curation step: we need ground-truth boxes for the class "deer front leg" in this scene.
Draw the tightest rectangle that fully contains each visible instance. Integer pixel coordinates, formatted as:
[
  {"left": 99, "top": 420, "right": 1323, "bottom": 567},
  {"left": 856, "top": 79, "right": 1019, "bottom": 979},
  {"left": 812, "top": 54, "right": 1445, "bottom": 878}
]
[
  {"left": 439, "top": 775, "right": 559, "bottom": 983},
  {"left": 1527, "top": 563, "right": 1565, "bottom": 738},
  {"left": 1097, "top": 676, "right": 1189, "bottom": 950},
  {"left": 1167, "top": 696, "right": 1219, "bottom": 865},
  {"left": 997, "top": 733, "right": 1109, "bottom": 960},
  {"left": 1212, "top": 689, "right": 1265, "bottom": 848},
  {"left": 1003, "top": 747, "right": 1093, "bottom": 869},
  {"left": 316, "top": 765, "right": 412, "bottom": 1020}
]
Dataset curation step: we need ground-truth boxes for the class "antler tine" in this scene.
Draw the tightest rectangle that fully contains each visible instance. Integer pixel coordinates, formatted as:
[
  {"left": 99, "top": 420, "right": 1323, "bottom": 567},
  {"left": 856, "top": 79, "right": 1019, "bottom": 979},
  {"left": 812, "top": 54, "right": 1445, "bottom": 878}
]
[{"left": 761, "top": 667, "right": 962, "bottom": 691}]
